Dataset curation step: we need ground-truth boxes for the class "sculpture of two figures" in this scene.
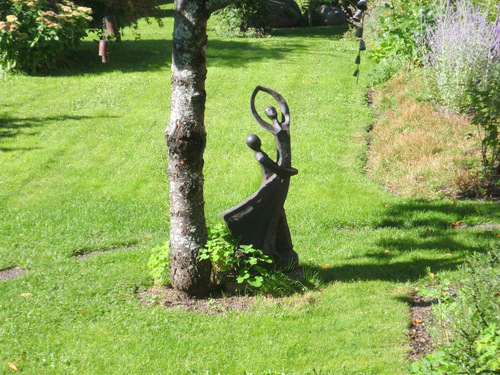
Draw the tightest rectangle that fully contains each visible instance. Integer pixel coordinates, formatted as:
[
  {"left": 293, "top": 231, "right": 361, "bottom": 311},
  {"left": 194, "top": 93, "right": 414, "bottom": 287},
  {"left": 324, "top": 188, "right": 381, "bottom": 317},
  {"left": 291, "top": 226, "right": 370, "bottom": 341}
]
[{"left": 222, "top": 86, "right": 299, "bottom": 268}]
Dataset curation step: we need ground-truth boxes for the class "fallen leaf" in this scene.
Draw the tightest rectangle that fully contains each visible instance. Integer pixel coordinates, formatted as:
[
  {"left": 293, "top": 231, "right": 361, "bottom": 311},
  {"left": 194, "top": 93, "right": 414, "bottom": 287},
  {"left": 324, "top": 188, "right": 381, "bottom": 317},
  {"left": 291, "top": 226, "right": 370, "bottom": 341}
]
[
  {"left": 322, "top": 264, "right": 330, "bottom": 269},
  {"left": 412, "top": 319, "right": 423, "bottom": 324},
  {"left": 77, "top": 311, "right": 85, "bottom": 316},
  {"left": 19, "top": 234, "right": 24, "bottom": 236},
  {"left": 7, "top": 362, "right": 18, "bottom": 371},
  {"left": 384, "top": 250, "right": 390, "bottom": 254},
  {"left": 98, "top": 196, "right": 104, "bottom": 199},
  {"left": 494, "top": 292, "right": 500, "bottom": 297},
  {"left": 444, "top": 253, "right": 452, "bottom": 257},
  {"left": 9, "top": 154, "right": 13, "bottom": 157},
  {"left": 452, "top": 220, "right": 461, "bottom": 227},
  {"left": 20, "top": 293, "right": 31, "bottom": 297},
  {"left": 451, "top": 200, "right": 457, "bottom": 204},
  {"left": 18, "top": 357, "right": 25, "bottom": 361},
  {"left": 418, "top": 175, "right": 424, "bottom": 179}
]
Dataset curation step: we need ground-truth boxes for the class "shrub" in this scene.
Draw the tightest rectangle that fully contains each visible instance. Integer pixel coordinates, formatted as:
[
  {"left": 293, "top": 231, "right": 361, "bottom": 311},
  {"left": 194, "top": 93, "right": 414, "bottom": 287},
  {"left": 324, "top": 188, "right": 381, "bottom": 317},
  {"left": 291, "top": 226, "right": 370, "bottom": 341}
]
[
  {"left": 470, "top": 63, "right": 500, "bottom": 175},
  {"left": 0, "top": 0, "right": 92, "bottom": 74},
  {"left": 367, "top": 0, "right": 435, "bottom": 67},
  {"left": 214, "top": 0, "right": 269, "bottom": 38}
]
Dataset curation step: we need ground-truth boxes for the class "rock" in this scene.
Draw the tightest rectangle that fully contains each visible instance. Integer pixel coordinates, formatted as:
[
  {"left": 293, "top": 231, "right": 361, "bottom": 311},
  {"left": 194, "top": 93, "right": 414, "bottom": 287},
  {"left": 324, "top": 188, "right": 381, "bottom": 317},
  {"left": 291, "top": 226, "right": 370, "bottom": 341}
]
[
  {"left": 268, "top": 0, "right": 302, "bottom": 28},
  {"left": 315, "top": 5, "right": 348, "bottom": 26}
]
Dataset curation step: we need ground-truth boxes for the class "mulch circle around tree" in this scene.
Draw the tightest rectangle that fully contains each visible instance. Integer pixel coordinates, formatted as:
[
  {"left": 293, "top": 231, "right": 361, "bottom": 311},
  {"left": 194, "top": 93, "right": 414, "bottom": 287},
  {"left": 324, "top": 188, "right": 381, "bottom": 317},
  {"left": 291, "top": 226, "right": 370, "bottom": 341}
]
[
  {"left": 0, "top": 267, "right": 26, "bottom": 281},
  {"left": 138, "top": 286, "right": 256, "bottom": 315},
  {"left": 408, "top": 291, "right": 435, "bottom": 361}
]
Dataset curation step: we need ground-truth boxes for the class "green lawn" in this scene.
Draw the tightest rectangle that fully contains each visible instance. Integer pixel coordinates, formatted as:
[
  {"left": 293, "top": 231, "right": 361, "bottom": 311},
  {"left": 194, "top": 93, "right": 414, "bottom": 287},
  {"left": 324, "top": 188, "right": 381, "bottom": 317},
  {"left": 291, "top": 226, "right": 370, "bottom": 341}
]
[{"left": 1, "top": 4, "right": 499, "bottom": 374}]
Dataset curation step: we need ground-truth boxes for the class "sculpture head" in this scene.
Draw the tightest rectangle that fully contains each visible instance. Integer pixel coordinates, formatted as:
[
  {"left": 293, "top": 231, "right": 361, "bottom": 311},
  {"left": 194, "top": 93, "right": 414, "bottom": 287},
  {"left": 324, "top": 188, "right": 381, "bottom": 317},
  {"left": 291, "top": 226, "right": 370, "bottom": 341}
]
[
  {"left": 246, "top": 134, "right": 262, "bottom": 151},
  {"left": 265, "top": 106, "right": 278, "bottom": 121}
]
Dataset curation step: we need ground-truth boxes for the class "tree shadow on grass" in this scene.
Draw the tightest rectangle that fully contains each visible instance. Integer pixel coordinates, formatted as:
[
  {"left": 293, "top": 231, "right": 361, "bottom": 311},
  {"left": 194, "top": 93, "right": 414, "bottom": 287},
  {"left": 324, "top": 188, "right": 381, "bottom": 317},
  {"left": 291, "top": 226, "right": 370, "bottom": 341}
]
[
  {"left": 307, "top": 257, "right": 461, "bottom": 284},
  {"left": 377, "top": 200, "right": 499, "bottom": 229},
  {"left": 271, "top": 25, "right": 349, "bottom": 38},
  {"left": 0, "top": 114, "right": 116, "bottom": 142},
  {"left": 39, "top": 38, "right": 303, "bottom": 76},
  {"left": 309, "top": 199, "right": 499, "bottom": 284}
]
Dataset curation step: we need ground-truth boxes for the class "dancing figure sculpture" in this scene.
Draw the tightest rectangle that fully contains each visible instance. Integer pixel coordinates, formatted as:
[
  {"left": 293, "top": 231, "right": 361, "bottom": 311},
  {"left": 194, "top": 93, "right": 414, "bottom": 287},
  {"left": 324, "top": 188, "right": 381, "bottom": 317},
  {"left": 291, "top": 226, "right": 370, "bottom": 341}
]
[{"left": 222, "top": 86, "right": 299, "bottom": 268}]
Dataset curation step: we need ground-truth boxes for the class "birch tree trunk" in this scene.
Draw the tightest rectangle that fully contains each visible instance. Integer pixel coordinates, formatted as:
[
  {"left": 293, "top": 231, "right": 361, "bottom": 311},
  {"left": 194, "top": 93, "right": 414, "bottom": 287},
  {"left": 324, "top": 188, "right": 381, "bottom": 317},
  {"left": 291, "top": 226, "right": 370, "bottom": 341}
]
[{"left": 166, "top": 0, "right": 234, "bottom": 296}]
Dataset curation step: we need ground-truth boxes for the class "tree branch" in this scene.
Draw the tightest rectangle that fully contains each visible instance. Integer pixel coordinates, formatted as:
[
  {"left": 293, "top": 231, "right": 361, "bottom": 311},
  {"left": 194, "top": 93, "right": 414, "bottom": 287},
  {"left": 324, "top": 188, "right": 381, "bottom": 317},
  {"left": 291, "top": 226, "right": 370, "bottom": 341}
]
[{"left": 206, "top": 0, "right": 235, "bottom": 14}]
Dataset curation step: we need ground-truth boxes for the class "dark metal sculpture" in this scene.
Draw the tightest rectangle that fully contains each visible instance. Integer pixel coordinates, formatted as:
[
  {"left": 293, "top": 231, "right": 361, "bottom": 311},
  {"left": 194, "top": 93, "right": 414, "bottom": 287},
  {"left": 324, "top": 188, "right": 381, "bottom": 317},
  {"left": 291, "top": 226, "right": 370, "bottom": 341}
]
[{"left": 222, "top": 86, "right": 299, "bottom": 268}]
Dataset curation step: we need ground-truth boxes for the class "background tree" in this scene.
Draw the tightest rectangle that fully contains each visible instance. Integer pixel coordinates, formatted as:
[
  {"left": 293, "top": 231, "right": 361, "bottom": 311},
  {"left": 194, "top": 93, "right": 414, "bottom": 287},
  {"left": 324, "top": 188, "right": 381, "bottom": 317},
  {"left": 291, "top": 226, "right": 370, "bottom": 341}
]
[
  {"left": 73, "top": 0, "right": 161, "bottom": 31},
  {"left": 166, "top": 0, "right": 235, "bottom": 296}
]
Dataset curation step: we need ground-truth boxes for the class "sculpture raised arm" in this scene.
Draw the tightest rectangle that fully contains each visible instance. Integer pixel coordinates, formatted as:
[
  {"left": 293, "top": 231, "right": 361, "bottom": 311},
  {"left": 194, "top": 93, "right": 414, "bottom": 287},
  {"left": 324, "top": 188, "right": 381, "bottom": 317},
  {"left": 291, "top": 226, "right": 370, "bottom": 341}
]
[{"left": 250, "top": 86, "right": 290, "bottom": 134}]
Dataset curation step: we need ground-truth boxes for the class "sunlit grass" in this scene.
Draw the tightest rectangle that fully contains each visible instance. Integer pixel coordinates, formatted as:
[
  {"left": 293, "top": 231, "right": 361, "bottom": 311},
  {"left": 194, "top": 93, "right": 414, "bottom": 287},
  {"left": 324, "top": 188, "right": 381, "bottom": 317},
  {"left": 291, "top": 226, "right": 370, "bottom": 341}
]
[{"left": 0, "top": 3, "right": 498, "bottom": 374}]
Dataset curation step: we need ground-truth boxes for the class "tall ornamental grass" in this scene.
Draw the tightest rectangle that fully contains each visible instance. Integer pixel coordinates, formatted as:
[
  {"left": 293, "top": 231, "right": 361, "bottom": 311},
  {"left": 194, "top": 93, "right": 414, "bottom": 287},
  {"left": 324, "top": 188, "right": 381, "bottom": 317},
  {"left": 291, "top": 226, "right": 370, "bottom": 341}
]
[{"left": 419, "top": 0, "right": 500, "bottom": 113}]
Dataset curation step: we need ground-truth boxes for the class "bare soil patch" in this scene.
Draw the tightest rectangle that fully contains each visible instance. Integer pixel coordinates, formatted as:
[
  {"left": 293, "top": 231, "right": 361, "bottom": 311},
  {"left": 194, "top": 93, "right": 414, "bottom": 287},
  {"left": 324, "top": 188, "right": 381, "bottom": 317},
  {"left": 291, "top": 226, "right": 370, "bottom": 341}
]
[
  {"left": 408, "top": 292, "right": 435, "bottom": 360},
  {"left": 75, "top": 244, "right": 137, "bottom": 260},
  {"left": 138, "top": 285, "right": 256, "bottom": 315},
  {"left": 0, "top": 267, "right": 26, "bottom": 281}
]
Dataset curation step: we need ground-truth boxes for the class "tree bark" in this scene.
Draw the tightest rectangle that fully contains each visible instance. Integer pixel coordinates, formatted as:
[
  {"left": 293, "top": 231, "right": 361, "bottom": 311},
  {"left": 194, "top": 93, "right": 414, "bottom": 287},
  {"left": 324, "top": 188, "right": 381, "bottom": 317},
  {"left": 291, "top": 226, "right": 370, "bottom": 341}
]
[{"left": 166, "top": 0, "right": 212, "bottom": 296}]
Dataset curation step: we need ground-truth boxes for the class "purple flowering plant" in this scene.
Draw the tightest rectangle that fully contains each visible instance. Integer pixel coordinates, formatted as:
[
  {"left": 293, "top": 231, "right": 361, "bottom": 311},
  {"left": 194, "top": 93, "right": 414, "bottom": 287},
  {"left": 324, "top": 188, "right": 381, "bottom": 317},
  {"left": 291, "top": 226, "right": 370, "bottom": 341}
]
[{"left": 418, "top": 0, "right": 499, "bottom": 175}]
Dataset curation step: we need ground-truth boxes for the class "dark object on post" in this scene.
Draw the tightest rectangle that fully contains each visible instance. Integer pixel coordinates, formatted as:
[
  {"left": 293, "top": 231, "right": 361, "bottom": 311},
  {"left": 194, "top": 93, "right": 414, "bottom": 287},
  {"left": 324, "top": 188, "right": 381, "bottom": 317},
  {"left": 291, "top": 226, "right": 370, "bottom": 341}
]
[
  {"left": 355, "top": 26, "right": 363, "bottom": 38},
  {"left": 357, "top": 0, "right": 367, "bottom": 11},
  {"left": 103, "top": 15, "right": 121, "bottom": 42},
  {"left": 359, "top": 39, "right": 366, "bottom": 51},
  {"left": 353, "top": 9, "right": 363, "bottom": 22},
  {"left": 98, "top": 39, "right": 109, "bottom": 63},
  {"left": 222, "top": 86, "right": 299, "bottom": 269}
]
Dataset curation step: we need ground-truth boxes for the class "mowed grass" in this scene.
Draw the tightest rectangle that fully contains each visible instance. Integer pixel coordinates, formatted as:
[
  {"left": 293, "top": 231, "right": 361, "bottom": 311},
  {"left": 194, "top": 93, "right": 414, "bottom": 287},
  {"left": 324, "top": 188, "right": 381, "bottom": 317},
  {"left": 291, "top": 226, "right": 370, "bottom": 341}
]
[{"left": 1, "top": 3, "right": 499, "bottom": 374}]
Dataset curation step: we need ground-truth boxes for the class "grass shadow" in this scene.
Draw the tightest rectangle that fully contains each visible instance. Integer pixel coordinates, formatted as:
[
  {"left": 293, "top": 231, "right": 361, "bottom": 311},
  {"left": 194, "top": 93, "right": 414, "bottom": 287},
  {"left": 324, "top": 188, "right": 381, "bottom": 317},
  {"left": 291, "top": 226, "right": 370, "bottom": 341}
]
[
  {"left": 39, "top": 37, "right": 300, "bottom": 76},
  {"left": 0, "top": 115, "right": 116, "bottom": 141},
  {"left": 271, "top": 25, "right": 349, "bottom": 38},
  {"left": 307, "top": 257, "right": 462, "bottom": 284},
  {"left": 377, "top": 200, "right": 499, "bottom": 229}
]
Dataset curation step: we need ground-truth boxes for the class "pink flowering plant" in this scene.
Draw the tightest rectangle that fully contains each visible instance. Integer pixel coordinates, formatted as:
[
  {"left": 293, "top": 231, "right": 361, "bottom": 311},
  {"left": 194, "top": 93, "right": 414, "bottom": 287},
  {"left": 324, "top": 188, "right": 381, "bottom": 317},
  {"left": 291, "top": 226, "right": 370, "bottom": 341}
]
[{"left": 0, "top": 0, "right": 92, "bottom": 73}]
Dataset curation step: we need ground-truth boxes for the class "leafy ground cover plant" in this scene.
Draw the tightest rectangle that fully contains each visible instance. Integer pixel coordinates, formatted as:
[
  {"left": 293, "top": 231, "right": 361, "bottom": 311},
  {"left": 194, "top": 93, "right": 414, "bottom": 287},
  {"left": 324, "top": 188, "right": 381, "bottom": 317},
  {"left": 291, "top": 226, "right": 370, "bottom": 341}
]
[
  {"left": 199, "top": 224, "right": 273, "bottom": 289},
  {"left": 410, "top": 250, "right": 500, "bottom": 374},
  {"left": 0, "top": 0, "right": 92, "bottom": 73},
  {"left": 147, "top": 242, "right": 170, "bottom": 285}
]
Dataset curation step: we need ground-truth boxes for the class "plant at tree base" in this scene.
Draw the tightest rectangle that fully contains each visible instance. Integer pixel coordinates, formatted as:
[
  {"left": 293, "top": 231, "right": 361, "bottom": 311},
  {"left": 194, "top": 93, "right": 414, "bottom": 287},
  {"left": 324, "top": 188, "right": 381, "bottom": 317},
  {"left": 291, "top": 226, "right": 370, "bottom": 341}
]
[
  {"left": 148, "top": 242, "right": 170, "bottom": 285},
  {"left": 0, "top": 0, "right": 92, "bottom": 74},
  {"left": 214, "top": 0, "right": 269, "bottom": 37},
  {"left": 199, "top": 224, "right": 273, "bottom": 288}
]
